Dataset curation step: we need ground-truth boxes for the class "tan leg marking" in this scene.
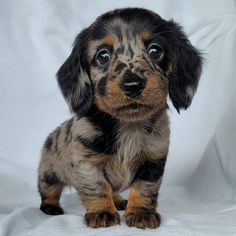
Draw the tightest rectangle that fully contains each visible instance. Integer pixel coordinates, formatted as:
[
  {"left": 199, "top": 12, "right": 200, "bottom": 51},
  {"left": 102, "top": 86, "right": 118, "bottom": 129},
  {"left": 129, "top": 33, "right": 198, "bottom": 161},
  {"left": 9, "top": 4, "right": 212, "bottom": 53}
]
[
  {"left": 82, "top": 187, "right": 120, "bottom": 228},
  {"left": 40, "top": 184, "right": 64, "bottom": 215},
  {"left": 125, "top": 188, "right": 161, "bottom": 229}
]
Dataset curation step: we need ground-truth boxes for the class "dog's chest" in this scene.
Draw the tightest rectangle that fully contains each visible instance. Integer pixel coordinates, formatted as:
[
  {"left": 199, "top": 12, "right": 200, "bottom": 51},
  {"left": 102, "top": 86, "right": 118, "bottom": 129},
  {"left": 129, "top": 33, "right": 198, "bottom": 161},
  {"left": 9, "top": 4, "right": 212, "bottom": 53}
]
[
  {"left": 104, "top": 125, "right": 157, "bottom": 192},
  {"left": 104, "top": 160, "right": 132, "bottom": 192}
]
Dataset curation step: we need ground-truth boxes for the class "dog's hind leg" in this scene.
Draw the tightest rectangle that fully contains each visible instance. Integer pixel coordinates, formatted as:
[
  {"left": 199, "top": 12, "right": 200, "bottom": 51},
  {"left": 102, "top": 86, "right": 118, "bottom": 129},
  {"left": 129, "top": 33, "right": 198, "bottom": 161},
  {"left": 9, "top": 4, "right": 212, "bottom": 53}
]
[
  {"left": 113, "top": 193, "right": 127, "bottom": 211},
  {"left": 38, "top": 169, "right": 64, "bottom": 215}
]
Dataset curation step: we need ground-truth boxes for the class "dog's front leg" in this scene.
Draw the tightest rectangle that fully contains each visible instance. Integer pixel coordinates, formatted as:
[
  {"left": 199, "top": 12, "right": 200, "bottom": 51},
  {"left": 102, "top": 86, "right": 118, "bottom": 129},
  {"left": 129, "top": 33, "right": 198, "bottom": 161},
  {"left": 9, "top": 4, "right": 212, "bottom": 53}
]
[
  {"left": 125, "top": 156, "right": 166, "bottom": 229},
  {"left": 74, "top": 163, "right": 120, "bottom": 228}
]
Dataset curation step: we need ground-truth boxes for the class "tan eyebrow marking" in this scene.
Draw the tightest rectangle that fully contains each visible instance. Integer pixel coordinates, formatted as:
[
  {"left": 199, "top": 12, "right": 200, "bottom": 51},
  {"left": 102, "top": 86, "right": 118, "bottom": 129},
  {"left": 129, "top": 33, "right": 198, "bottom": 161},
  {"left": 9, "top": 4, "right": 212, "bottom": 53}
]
[
  {"left": 141, "top": 31, "right": 151, "bottom": 42},
  {"left": 87, "top": 34, "right": 116, "bottom": 61},
  {"left": 103, "top": 35, "right": 115, "bottom": 46}
]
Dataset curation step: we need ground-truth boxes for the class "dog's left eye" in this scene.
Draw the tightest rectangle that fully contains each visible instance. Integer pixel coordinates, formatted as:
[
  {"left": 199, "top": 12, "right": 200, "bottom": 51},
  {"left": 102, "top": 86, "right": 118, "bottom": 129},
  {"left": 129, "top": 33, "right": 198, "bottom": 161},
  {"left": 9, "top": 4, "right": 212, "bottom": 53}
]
[
  {"left": 96, "top": 49, "right": 111, "bottom": 66},
  {"left": 148, "top": 44, "right": 164, "bottom": 61}
]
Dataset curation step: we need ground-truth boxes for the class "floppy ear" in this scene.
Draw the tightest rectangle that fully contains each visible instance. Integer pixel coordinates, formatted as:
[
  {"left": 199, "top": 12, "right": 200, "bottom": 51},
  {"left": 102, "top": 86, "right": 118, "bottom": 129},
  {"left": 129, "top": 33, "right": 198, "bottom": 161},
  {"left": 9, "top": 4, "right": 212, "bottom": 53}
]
[
  {"left": 57, "top": 28, "right": 93, "bottom": 116},
  {"left": 167, "top": 21, "right": 203, "bottom": 112}
]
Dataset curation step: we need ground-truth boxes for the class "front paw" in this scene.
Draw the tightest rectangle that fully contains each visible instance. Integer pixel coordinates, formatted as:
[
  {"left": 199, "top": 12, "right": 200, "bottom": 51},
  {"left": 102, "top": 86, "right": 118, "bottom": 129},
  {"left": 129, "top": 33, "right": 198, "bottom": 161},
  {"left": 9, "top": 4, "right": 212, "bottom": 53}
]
[
  {"left": 125, "top": 208, "right": 161, "bottom": 229},
  {"left": 84, "top": 211, "right": 120, "bottom": 228}
]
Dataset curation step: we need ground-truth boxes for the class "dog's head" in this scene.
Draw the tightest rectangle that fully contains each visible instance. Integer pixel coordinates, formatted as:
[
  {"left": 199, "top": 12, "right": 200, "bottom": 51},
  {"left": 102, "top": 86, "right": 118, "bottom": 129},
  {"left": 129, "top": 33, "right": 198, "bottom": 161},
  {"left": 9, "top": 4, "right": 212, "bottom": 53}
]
[{"left": 57, "top": 8, "right": 203, "bottom": 122}]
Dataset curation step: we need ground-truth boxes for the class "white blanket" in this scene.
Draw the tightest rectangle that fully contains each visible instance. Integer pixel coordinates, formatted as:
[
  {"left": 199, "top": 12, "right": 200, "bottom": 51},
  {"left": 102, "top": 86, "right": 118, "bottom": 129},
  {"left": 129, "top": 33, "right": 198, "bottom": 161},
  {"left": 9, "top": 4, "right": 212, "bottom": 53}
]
[{"left": 0, "top": 0, "right": 236, "bottom": 235}]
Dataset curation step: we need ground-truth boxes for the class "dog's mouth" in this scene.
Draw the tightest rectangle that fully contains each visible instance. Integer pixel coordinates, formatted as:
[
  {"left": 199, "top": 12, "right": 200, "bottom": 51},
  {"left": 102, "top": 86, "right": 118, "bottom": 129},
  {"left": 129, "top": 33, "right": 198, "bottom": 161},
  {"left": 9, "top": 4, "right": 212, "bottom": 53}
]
[
  {"left": 112, "top": 102, "right": 155, "bottom": 121},
  {"left": 113, "top": 102, "right": 154, "bottom": 120},
  {"left": 116, "top": 102, "right": 152, "bottom": 112}
]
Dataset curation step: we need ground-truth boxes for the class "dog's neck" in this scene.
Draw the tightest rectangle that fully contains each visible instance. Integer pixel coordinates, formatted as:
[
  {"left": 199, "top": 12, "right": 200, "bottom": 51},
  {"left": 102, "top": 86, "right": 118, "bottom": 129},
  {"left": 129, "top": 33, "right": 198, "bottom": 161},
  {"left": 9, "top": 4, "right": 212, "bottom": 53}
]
[{"left": 83, "top": 104, "right": 166, "bottom": 131}]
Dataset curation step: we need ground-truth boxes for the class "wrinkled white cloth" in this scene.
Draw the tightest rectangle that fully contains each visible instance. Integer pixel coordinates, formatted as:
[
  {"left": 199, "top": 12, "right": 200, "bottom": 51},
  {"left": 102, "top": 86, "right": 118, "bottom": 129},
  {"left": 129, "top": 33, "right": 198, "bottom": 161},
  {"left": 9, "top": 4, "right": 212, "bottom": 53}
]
[{"left": 0, "top": 0, "right": 236, "bottom": 235}]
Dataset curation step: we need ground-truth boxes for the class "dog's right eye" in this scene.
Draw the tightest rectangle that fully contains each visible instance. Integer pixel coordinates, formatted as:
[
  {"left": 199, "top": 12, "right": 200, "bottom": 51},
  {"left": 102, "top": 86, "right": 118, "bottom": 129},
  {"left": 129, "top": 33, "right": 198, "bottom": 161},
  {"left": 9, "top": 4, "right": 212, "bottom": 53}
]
[{"left": 96, "top": 49, "right": 111, "bottom": 66}]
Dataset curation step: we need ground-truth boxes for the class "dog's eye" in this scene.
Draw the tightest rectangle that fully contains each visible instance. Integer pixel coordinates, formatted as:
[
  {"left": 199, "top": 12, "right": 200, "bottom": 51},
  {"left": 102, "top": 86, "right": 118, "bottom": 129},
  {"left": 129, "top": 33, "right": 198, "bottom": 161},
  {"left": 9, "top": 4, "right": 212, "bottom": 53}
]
[
  {"left": 148, "top": 44, "right": 164, "bottom": 61},
  {"left": 96, "top": 49, "right": 111, "bottom": 66}
]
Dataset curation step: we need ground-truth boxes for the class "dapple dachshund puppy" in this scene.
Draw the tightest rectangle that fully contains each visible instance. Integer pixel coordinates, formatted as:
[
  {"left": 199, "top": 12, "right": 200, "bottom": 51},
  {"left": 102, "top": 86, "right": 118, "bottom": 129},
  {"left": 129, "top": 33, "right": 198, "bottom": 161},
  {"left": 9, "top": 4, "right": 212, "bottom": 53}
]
[{"left": 38, "top": 8, "right": 203, "bottom": 229}]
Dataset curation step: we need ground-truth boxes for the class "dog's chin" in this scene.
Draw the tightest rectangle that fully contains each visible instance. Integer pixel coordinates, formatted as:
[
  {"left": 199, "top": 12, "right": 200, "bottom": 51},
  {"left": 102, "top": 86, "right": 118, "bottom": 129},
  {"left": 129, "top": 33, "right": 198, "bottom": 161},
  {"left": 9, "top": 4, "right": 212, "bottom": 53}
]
[{"left": 112, "top": 103, "right": 156, "bottom": 122}]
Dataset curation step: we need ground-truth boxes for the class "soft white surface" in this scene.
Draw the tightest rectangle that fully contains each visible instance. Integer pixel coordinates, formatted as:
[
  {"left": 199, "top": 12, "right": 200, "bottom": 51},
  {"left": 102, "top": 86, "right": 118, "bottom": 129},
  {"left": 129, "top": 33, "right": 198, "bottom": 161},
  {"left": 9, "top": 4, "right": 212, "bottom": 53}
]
[{"left": 0, "top": 0, "right": 236, "bottom": 235}]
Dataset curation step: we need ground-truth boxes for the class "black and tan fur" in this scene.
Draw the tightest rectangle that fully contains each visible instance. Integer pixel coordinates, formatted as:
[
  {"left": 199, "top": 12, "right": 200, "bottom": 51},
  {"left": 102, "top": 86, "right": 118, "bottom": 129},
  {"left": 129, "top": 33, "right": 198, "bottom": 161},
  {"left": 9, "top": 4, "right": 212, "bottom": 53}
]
[{"left": 38, "top": 8, "right": 203, "bottom": 229}]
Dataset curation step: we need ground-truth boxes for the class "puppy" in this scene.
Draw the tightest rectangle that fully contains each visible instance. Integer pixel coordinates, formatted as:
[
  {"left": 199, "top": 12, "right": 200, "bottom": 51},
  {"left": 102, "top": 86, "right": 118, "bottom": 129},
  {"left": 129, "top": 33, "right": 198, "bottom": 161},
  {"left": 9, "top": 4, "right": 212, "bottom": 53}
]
[{"left": 38, "top": 8, "right": 203, "bottom": 229}]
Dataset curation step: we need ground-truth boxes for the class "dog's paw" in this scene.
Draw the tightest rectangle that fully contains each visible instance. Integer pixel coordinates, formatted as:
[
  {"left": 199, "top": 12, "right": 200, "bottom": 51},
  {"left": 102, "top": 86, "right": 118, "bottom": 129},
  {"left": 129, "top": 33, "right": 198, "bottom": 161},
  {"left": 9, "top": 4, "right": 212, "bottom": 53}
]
[
  {"left": 125, "top": 208, "right": 161, "bottom": 229},
  {"left": 40, "top": 204, "right": 64, "bottom": 215},
  {"left": 84, "top": 211, "right": 120, "bottom": 228}
]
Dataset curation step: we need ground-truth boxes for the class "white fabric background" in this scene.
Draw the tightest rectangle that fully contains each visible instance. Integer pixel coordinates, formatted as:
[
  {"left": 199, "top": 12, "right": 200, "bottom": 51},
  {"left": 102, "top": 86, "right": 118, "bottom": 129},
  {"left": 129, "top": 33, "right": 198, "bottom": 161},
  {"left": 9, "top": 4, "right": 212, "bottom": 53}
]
[{"left": 0, "top": 0, "right": 236, "bottom": 235}]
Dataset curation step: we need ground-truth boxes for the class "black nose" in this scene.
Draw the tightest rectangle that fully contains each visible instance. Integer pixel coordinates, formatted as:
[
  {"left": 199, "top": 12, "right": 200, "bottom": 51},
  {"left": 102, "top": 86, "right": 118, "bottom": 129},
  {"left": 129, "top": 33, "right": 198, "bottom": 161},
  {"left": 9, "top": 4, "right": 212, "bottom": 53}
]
[{"left": 122, "top": 72, "right": 145, "bottom": 98}]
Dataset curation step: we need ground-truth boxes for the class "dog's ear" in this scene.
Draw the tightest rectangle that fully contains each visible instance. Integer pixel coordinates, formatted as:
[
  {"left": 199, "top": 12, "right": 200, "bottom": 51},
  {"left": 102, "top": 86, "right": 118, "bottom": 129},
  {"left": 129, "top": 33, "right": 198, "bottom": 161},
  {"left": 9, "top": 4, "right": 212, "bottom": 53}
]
[
  {"left": 167, "top": 21, "right": 203, "bottom": 113},
  {"left": 57, "top": 28, "right": 93, "bottom": 116}
]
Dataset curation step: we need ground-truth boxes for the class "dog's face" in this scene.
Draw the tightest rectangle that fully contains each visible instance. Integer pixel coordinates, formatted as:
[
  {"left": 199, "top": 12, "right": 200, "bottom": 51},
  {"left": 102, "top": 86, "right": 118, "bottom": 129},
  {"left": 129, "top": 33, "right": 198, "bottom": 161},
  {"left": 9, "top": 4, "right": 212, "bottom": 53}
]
[
  {"left": 88, "top": 13, "right": 169, "bottom": 122},
  {"left": 57, "top": 8, "right": 203, "bottom": 122}
]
